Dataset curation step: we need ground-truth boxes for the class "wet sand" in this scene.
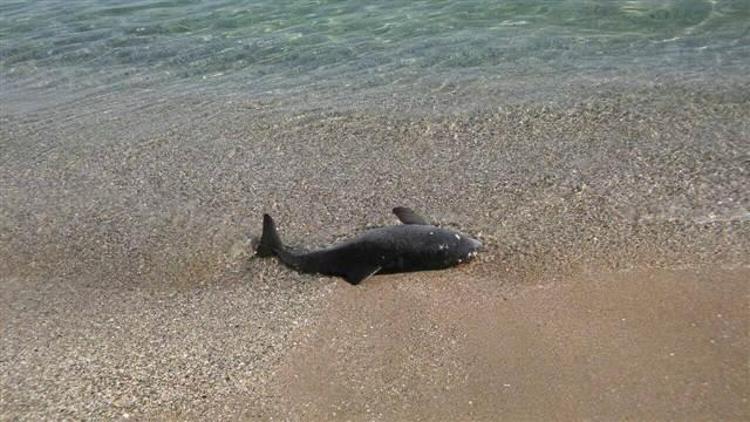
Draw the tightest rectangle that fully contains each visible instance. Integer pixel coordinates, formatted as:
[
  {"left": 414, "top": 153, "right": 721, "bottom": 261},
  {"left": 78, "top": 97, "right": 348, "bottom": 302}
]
[
  {"left": 270, "top": 269, "right": 748, "bottom": 420},
  {"left": 1, "top": 77, "right": 749, "bottom": 419}
]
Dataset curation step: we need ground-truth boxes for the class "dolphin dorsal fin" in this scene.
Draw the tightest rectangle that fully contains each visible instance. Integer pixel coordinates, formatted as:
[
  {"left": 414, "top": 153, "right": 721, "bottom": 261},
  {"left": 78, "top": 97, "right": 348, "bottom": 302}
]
[{"left": 392, "top": 207, "right": 431, "bottom": 225}]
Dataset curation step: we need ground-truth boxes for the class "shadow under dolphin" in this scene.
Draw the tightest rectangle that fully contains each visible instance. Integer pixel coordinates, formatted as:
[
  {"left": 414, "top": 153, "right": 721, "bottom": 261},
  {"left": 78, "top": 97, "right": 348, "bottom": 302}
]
[{"left": 255, "top": 207, "right": 482, "bottom": 285}]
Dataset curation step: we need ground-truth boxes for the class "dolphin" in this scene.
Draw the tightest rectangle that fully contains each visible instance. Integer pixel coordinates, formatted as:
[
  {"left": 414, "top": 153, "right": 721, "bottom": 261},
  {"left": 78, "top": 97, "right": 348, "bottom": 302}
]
[{"left": 255, "top": 207, "right": 482, "bottom": 285}]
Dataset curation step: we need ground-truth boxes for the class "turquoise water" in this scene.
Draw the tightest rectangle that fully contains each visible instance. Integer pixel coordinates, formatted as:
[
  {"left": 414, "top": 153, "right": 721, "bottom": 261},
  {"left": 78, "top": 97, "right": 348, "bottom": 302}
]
[{"left": 1, "top": 0, "right": 748, "bottom": 106}]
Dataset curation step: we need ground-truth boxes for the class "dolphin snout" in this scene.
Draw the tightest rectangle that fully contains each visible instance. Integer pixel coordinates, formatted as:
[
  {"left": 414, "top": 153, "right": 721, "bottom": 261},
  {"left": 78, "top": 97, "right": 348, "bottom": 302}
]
[
  {"left": 470, "top": 238, "right": 482, "bottom": 250},
  {"left": 464, "top": 237, "right": 482, "bottom": 261}
]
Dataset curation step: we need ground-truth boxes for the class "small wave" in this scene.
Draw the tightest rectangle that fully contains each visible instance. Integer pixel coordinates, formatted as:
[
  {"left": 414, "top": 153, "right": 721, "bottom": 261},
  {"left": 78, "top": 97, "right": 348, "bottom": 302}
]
[{"left": 498, "top": 20, "right": 528, "bottom": 27}]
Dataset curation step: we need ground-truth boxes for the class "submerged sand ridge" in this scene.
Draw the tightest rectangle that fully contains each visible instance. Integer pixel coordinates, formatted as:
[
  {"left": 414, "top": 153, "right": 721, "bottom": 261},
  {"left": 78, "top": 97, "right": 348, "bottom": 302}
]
[{"left": 1, "top": 79, "right": 749, "bottom": 419}]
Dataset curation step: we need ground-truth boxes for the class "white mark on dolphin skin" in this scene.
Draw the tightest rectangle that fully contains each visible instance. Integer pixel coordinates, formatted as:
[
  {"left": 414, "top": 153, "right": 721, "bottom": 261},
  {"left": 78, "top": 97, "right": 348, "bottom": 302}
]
[
  {"left": 455, "top": 234, "right": 461, "bottom": 240},
  {"left": 429, "top": 231, "right": 434, "bottom": 235},
  {"left": 438, "top": 244, "right": 448, "bottom": 250}
]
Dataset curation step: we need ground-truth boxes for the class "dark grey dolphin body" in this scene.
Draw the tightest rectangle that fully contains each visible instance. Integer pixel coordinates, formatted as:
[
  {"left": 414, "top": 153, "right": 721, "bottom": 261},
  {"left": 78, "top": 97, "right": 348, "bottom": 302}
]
[{"left": 255, "top": 207, "right": 482, "bottom": 285}]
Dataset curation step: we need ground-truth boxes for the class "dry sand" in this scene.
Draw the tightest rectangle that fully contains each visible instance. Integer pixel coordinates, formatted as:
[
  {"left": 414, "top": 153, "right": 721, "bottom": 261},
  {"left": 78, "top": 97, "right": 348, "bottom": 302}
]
[{"left": 1, "top": 77, "right": 749, "bottom": 419}]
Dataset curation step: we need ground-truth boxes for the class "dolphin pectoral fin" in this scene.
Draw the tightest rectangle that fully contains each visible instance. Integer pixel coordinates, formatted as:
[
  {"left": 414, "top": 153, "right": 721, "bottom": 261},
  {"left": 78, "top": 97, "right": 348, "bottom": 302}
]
[
  {"left": 343, "top": 264, "right": 382, "bottom": 285},
  {"left": 392, "top": 207, "right": 431, "bottom": 225}
]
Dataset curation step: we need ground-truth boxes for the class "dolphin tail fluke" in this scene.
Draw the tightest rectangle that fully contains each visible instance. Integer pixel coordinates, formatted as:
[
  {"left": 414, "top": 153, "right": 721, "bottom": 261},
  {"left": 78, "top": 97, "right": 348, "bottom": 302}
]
[{"left": 257, "top": 214, "right": 283, "bottom": 257}]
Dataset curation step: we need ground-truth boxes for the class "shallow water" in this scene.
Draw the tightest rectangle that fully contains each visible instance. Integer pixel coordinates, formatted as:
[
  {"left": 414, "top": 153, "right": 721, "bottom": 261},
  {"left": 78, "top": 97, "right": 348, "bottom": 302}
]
[
  {"left": 1, "top": 0, "right": 748, "bottom": 284},
  {"left": 2, "top": 0, "right": 748, "bottom": 110}
]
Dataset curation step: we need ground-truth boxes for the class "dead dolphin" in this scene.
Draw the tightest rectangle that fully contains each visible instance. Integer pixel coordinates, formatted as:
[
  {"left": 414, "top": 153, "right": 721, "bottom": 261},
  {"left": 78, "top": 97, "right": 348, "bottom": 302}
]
[{"left": 255, "top": 207, "right": 482, "bottom": 285}]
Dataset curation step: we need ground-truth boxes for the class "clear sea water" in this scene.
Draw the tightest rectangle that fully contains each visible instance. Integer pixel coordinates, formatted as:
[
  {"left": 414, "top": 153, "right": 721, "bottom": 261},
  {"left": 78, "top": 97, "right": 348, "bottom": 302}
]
[{"left": 1, "top": 0, "right": 748, "bottom": 110}]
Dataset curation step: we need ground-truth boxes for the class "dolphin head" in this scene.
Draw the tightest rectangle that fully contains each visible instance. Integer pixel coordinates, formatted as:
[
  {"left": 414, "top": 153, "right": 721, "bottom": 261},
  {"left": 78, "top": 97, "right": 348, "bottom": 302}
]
[{"left": 437, "top": 230, "right": 482, "bottom": 266}]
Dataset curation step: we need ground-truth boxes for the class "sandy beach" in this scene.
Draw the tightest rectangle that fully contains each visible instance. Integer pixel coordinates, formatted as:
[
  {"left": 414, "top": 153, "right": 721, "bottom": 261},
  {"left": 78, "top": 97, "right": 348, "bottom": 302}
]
[
  {"left": 271, "top": 268, "right": 748, "bottom": 420},
  {"left": 1, "top": 78, "right": 749, "bottom": 419}
]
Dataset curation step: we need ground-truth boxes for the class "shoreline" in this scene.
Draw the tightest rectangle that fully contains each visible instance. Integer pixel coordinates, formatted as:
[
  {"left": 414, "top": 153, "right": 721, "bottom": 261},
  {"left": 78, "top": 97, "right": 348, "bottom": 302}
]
[{"left": 1, "top": 78, "right": 748, "bottom": 419}]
